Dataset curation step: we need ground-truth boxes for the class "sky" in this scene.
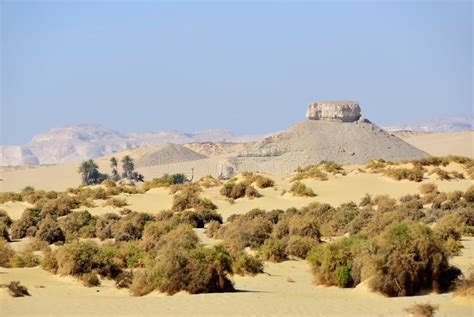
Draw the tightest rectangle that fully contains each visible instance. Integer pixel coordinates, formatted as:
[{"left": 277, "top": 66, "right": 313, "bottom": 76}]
[{"left": 1, "top": 1, "right": 472, "bottom": 145}]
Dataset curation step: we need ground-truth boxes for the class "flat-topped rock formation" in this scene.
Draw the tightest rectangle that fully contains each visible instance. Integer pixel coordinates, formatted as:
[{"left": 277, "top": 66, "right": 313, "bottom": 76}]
[{"left": 306, "top": 100, "right": 361, "bottom": 122}]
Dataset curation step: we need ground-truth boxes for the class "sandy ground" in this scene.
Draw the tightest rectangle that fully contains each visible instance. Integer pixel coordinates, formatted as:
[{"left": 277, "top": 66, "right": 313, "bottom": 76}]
[
  {"left": 1, "top": 238, "right": 473, "bottom": 317},
  {"left": 399, "top": 131, "right": 474, "bottom": 158}
]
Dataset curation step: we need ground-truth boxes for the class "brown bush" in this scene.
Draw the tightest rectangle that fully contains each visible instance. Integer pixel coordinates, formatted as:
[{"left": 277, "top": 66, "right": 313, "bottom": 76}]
[
  {"left": 259, "top": 238, "right": 287, "bottom": 262},
  {"left": 232, "top": 254, "right": 264, "bottom": 276},
  {"left": 255, "top": 175, "right": 275, "bottom": 188},
  {"left": 35, "top": 215, "right": 65, "bottom": 244},
  {"left": 80, "top": 273, "right": 101, "bottom": 287},
  {"left": 419, "top": 183, "right": 438, "bottom": 195},
  {"left": 115, "top": 271, "right": 133, "bottom": 289},
  {"left": 206, "top": 220, "right": 221, "bottom": 238},
  {"left": 10, "top": 208, "right": 42, "bottom": 239},
  {"left": 172, "top": 189, "right": 217, "bottom": 212},
  {"left": 369, "top": 223, "right": 461, "bottom": 297},
  {"left": 60, "top": 210, "right": 96, "bottom": 241},
  {"left": 383, "top": 166, "right": 425, "bottom": 182},
  {"left": 3, "top": 281, "right": 30, "bottom": 297},
  {"left": 404, "top": 303, "right": 438, "bottom": 317},
  {"left": 218, "top": 217, "right": 272, "bottom": 255},
  {"left": 288, "top": 215, "right": 320, "bottom": 240},
  {"left": 0, "top": 240, "right": 15, "bottom": 267},
  {"left": 290, "top": 182, "right": 316, "bottom": 197},
  {"left": 0, "top": 209, "right": 12, "bottom": 227},
  {"left": 285, "top": 235, "right": 318, "bottom": 259},
  {"left": 454, "top": 273, "right": 474, "bottom": 297},
  {"left": 245, "top": 185, "right": 262, "bottom": 199},
  {"left": 10, "top": 252, "right": 40, "bottom": 268},
  {"left": 102, "top": 197, "right": 128, "bottom": 208},
  {"left": 293, "top": 165, "right": 328, "bottom": 181}
]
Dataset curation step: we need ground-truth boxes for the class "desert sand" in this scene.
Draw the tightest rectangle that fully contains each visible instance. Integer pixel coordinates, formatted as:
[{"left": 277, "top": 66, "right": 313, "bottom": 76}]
[{"left": 398, "top": 131, "right": 474, "bottom": 158}]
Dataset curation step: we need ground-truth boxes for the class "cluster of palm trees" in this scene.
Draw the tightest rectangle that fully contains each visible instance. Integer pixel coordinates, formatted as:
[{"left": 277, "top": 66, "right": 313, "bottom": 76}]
[{"left": 78, "top": 155, "right": 144, "bottom": 185}]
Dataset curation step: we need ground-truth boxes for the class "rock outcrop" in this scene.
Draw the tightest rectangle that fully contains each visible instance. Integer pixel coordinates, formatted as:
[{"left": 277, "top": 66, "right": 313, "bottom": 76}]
[
  {"left": 306, "top": 101, "right": 361, "bottom": 122},
  {"left": 0, "top": 146, "right": 39, "bottom": 166}
]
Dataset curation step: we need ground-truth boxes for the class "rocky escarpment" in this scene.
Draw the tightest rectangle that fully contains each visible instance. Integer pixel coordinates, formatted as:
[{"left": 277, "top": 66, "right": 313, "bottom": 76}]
[{"left": 306, "top": 100, "right": 361, "bottom": 122}]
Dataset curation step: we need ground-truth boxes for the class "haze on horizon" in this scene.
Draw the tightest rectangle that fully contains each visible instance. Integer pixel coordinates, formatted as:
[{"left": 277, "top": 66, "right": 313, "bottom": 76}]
[{"left": 1, "top": 1, "right": 472, "bottom": 145}]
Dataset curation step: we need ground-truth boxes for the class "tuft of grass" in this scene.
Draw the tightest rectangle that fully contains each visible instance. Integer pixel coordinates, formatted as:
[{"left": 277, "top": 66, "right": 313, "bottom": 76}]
[
  {"left": 102, "top": 198, "right": 128, "bottom": 208},
  {"left": 404, "top": 303, "right": 438, "bottom": 317},
  {"left": 290, "top": 182, "right": 316, "bottom": 197}
]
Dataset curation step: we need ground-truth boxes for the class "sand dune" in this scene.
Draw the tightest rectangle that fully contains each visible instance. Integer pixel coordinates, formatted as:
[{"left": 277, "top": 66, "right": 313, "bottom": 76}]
[{"left": 398, "top": 131, "right": 474, "bottom": 158}]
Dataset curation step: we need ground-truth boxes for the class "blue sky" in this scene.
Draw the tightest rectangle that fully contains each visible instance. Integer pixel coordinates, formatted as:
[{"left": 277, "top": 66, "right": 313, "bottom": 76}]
[{"left": 1, "top": 1, "right": 472, "bottom": 144}]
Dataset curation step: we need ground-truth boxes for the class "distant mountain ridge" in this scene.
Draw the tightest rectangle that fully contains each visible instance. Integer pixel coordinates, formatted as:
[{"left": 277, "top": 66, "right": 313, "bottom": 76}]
[
  {"left": 0, "top": 124, "right": 267, "bottom": 166},
  {"left": 382, "top": 116, "right": 473, "bottom": 132}
]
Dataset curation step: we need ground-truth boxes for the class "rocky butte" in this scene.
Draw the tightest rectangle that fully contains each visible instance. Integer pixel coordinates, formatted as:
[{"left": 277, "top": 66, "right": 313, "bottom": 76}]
[{"left": 305, "top": 100, "right": 362, "bottom": 122}]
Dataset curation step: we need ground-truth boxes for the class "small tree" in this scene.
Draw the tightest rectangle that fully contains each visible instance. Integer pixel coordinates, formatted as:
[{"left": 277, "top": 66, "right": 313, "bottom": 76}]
[
  {"left": 110, "top": 157, "right": 120, "bottom": 182},
  {"left": 121, "top": 156, "right": 144, "bottom": 182},
  {"left": 78, "top": 160, "right": 108, "bottom": 185}
]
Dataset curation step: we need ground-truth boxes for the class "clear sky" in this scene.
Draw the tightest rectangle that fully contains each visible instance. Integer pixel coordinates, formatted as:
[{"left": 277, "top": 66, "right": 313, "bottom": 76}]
[{"left": 1, "top": 1, "right": 472, "bottom": 144}]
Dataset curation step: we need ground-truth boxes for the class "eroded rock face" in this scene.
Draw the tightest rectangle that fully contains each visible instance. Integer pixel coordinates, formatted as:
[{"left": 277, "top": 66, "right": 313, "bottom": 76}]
[{"left": 306, "top": 101, "right": 361, "bottom": 122}]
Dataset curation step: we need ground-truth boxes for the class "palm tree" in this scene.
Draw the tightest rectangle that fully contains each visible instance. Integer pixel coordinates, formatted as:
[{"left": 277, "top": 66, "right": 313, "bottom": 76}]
[
  {"left": 78, "top": 159, "right": 100, "bottom": 185},
  {"left": 121, "top": 155, "right": 135, "bottom": 179},
  {"left": 110, "top": 157, "right": 120, "bottom": 181}
]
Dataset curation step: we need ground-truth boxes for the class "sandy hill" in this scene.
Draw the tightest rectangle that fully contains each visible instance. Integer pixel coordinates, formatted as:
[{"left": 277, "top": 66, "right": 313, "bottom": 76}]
[
  {"left": 135, "top": 143, "right": 207, "bottom": 167},
  {"left": 242, "top": 120, "right": 429, "bottom": 163}
]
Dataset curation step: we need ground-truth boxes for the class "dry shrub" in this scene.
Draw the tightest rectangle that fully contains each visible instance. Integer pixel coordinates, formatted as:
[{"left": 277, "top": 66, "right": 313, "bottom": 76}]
[
  {"left": 153, "top": 224, "right": 199, "bottom": 252},
  {"left": 102, "top": 197, "right": 128, "bottom": 208},
  {"left": 464, "top": 185, "right": 474, "bottom": 203},
  {"left": 373, "top": 195, "right": 397, "bottom": 212},
  {"left": 369, "top": 223, "right": 461, "bottom": 297},
  {"left": 60, "top": 210, "right": 96, "bottom": 241},
  {"left": 0, "top": 240, "right": 15, "bottom": 267},
  {"left": 383, "top": 167, "right": 425, "bottom": 182},
  {"left": 245, "top": 186, "right": 261, "bottom": 199},
  {"left": 139, "top": 220, "right": 176, "bottom": 251},
  {"left": 206, "top": 220, "right": 221, "bottom": 238},
  {"left": 198, "top": 175, "right": 222, "bottom": 188},
  {"left": 293, "top": 165, "right": 328, "bottom": 181},
  {"left": 285, "top": 235, "right": 319, "bottom": 258},
  {"left": 218, "top": 217, "right": 272, "bottom": 255},
  {"left": 10, "top": 252, "right": 40, "bottom": 268},
  {"left": 113, "top": 212, "right": 153, "bottom": 242},
  {"left": 80, "top": 273, "right": 101, "bottom": 287},
  {"left": 172, "top": 189, "right": 217, "bottom": 212},
  {"left": 419, "top": 183, "right": 438, "bottom": 195},
  {"left": 454, "top": 273, "right": 474, "bottom": 297},
  {"left": 288, "top": 215, "right": 320, "bottom": 240},
  {"left": 35, "top": 215, "right": 65, "bottom": 244},
  {"left": 0, "top": 210, "right": 13, "bottom": 227},
  {"left": 41, "top": 249, "right": 58, "bottom": 273},
  {"left": 95, "top": 213, "right": 120, "bottom": 240},
  {"left": 115, "top": 271, "right": 133, "bottom": 289},
  {"left": 10, "top": 208, "right": 42, "bottom": 239},
  {"left": 429, "top": 167, "right": 451, "bottom": 180},
  {"left": 307, "top": 235, "right": 368, "bottom": 288},
  {"left": 259, "top": 238, "right": 287, "bottom": 262},
  {"left": 255, "top": 175, "right": 275, "bottom": 188},
  {"left": 0, "top": 223, "right": 10, "bottom": 241},
  {"left": 290, "top": 182, "right": 316, "bottom": 197},
  {"left": 232, "top": 254, "right": 264, "bottom": 276},
  {"left": 0, "top": 192, "right": 23, "bottom": 204},
  {"left": 405, "top": 303, "right": 438, "bottom": 317},
  {"left": 359, "top": 194, "right": 372, "bottom": 207},
  {"left": 37, "top": 193, "right": 82, "bottom": 217},
  {"left": 22, "top": 238, "right": 51, "bottom": 253},
  {"left": 3, "top": 281, "right": 30, "bottom": 297}
]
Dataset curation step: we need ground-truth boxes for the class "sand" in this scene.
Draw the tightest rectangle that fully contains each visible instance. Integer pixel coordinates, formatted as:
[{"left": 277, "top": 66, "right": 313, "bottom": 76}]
[{"left": 398, "top": 131, "right": 474, "bottom": 158}]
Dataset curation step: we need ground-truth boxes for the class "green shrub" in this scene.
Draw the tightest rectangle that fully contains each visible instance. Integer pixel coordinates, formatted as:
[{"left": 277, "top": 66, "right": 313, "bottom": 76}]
[
  {"left": 80, "top": 273, "right": 101, "bottom": 287},
  {"left": 369, "top": 223, "right": 461, "bottom": 296},
  {"left": 35, "top": 215, "right": 65, "bottom": 244},
  {"left": 10, "top": 208, "right": 42, "bottom": 239},
  {"left": 10, "top": 252, "right": 40, "bottom": 268},
  {"left": 290, "top": 182, "right": 316, "bottom": 197},
  {"left": 0, "top": 240, "right": 15, "bottom": 267},
  {"left": 102, "top": 198, "right": 128, "bottom": 208},
  {"left": 60, "top": 210, "right": 96, "bottom": 241},
  {"left": 285, "top": 235, "right": 319, "bottom": 259},
  {"left": 260, "top": 238, "right": 287, "bottom": 262},
  {"left": 232, "top": 254, "right": 264, "bottom": 276}
]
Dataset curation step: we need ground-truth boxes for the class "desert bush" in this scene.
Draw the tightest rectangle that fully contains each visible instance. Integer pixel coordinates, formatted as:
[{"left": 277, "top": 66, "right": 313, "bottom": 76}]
[
  {"left": 198, "top": 175, "right": 222, "bottom": 188},
  {"left": 359, "top": 194, "right": 372, "bottom": 207},
  {"left": 60, "top": 210, "right": 96, "bottom": 241},
  {"left": 179, "top": 211, "right": 204, "bottom": 228},
  {"left": 206, "top": 220, "right": 221, "bottom": 238},
  {"left": 169, "top": 183, "right": 202, "bottom": 195},
  {"left": 10, "top": 208, "right": 42, "bottom": 239},
  {"left": 3, "top": 281, "right": 30, "bottom": 297},
  {"left": 383, "top": 167, "right": 425, "bottom": 182},
  {"left": 365, "top": 159, "right": 390, "bottom": 171},
  {"left": 113, "top": 212, "right": 153, "bottom": 241},
  {"left": 172, "top": 189, "right": 217, "bottom": 212},
  {"left": 115, "top": 271, "right": 133, "bottom": 289},
  {"left": 293, "top": 165, "right": 328, "bottom": 181},
  {"left": 285, "top": 235, "right": 319, "bottom": 258},
  {"left": 35, "top": 215, "right": 65, "bottom": 244},
  {"left": 464, "top": 185, "right": 474, "bottom": 203},
  {"left": 152, "top": 224, "right": 199, "bottom": 253},
  {"left": 141, "top": 173, "right": 187, "bottom": 192},
  {"left": 199, "top": 209, "right": 223, "bottom": 224},
  {"left": 434, "top": 209, "right": 474, "bottom": 237},
  {"left": 130, "top": 265, "right": 163, "bottom": 296},
  {"left": 10, "top": 252, "right": 40, "bottom": 268},
  {"left": 0, "top": 240, "right": 15, "bottom": 267},
  {"left": 419, "top": 183, "right": 438, "bottom": 195},
  {"left": 260, "top": 238, "right": 287, "bottom": 262},
  {"left": 255, "top": 175, "right": 275, "bottom": 188},
  {"left": 218, "top": 217, "right": 273, "bottom": 254},
  {"left": 0, "top": 223, "right": 10, "bottom": 241},
  {"left": 288, "top": 215, "right": 320, "bottom": 240},
  {"left": 0, "top": 209, "right": 13, "bottom": 227},
  {"left": 245, "top": 186, "right": 261, "bottom": 199},
  {"left": 55, "top": 241, "right": 100, "bottom": 275},
  {"left": 95, "top": 213, "right": 120, "bottom": 240},
  {"left": 80, "top": 273, "right": 101, "bottom": 287},
  {"left": 0, "top": 192, "right": 23, "bottom": 204},
  {"left": 373, "top": 195, "right": 397, "bottom": 212},
  {"left": 139, "top": 220, "right": 176, "bottom": 251},
  {"left": 404, "top": 303, "right": 438, "bottom": 317},
  {"left": 429, "top": 167, "right": 451, "bottom": 180},
  {"left": 290, "top": 182, "right": 316, "bottom": 197},
  {"left": 232, "top": 254, "right": 264, "bottom": 276},
  {"left": 37, "top": 193, "right": 82, "bottom": 217},
  {"left": 41, "top": 249, "right": 58, "bottom": 273},
  {"left": 22, "top": 238, "right": 50, "bottom": 253},
  {"left": 369, "top": 223, "right": 461, "bottom": 296},
  {"left": 454, "top": 273, "right": 474, "bottom": 297},
  {"left": 102, "top": 197, "right": 127, "bottom": 208},
  {"left": 307, "top": 235, "right": 368, "bottom": 288}
]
